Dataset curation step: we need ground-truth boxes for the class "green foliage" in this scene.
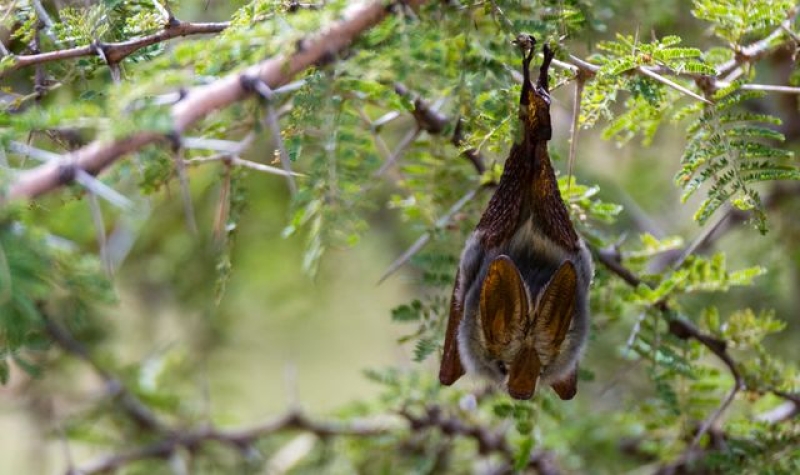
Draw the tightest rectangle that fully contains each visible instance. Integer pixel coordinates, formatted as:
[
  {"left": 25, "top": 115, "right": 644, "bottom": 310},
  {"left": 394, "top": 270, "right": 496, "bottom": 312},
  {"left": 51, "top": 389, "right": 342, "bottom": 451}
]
[
  {"left": 692, "top": 0, "right": 795, "bottom": 44},
  {"left": 282, "top": 71, "right": 384, "bottom": 274},
  {"left": 582, "top": 34, "right": 715, "bottom": 143},
  {"left": 0, "top": 209, "right": 114, "bottom": 380},
  {"left": 597, "top": 34, "right": 716, "bottom": 77},
  {"left": 676, "top": 88, "right": 799, "bottom": 232},
  {"left": 629, "top": 251, "right": 764, "bottom": 305}
]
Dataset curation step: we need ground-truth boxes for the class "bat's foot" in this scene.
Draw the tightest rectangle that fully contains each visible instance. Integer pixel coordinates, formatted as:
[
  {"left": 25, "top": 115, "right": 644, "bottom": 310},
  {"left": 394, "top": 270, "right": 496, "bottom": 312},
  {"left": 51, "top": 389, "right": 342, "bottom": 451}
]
[
  {"left": 538, "top": 44, "right": 555, "bottom": 92},
  {"left": 513, "top": 34, "right": 536, "bottom": 79}
]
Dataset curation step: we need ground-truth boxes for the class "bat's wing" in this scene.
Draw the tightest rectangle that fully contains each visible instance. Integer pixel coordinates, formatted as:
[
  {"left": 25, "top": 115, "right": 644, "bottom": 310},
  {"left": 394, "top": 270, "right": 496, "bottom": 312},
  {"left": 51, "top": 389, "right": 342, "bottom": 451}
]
[
  {"left": 532, "top": 260, "right": 579, "bottom": 400},
  {"left": 550, "top": 365, "right": 579, "bottom": 400},
  {"left": 479, "top": 255, "right": 529, "bottom": 357},
  {"left": 439, "top": 268, "right": 466, "bottom": 385}
]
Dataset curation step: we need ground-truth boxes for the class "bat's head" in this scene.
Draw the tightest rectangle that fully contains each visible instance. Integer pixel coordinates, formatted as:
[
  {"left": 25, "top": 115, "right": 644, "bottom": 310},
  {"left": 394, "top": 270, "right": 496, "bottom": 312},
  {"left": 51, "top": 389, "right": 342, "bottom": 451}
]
[{"left": 514, "top": 35, "right": 554, "bottom": 142}]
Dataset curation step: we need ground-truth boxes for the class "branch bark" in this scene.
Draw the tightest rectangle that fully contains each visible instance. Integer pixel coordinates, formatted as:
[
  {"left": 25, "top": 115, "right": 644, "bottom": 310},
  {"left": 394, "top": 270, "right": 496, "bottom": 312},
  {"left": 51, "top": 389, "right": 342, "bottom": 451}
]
[{"left": 1, "top": 21, "right": 229, "bottom": 77}]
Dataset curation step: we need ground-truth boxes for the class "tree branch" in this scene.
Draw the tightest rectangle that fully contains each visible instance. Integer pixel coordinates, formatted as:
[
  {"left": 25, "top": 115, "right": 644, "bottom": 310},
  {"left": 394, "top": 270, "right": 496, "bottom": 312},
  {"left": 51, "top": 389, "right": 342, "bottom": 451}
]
[
  {"left": 1, "top": 20, "right": 229, "bottom": 78},
  {"left": 401, "top": 406, "right": 561, "bottom": 475},
  {"left": 42, "top": 316, "right": 167, "bottom": 433},
  {"left": 4, "top": 0, "right": 428, "bottom": 202},
  {"left": 71, "top": 410, "right": 399, "bottom": 475},
  {"left": 394, "top": 82, "right": 487, "bottom": 174},
  {"left": 6, "top": 3, "right": 797, "bottom": 203}
]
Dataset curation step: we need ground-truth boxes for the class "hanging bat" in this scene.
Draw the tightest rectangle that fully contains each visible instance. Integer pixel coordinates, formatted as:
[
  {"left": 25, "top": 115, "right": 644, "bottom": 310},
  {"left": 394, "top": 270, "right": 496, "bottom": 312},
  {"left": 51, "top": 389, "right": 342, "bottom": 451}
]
[{"left": 439, "top": 36, "right": 593, "bottom": 400}]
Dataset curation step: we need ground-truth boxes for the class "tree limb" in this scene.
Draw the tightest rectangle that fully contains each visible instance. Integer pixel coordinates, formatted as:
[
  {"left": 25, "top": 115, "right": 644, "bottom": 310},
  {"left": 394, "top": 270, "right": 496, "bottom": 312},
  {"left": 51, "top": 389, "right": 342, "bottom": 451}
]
[
  {"left": 71, "top": 410, "right": 400, "bottom": 475},
  {"left": 2, "top": 20, "right": 229, "bottom": 77}
]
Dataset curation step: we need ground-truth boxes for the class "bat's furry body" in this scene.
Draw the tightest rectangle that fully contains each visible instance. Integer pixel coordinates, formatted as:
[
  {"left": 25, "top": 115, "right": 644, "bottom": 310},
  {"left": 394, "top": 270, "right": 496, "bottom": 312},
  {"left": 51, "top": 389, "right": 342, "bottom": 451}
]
[
  {"left": 456, "top": 218, "right": 593, "bottom": 388},
  {"left": 439, "top": 37, "right": 594, "bottom": 399}
]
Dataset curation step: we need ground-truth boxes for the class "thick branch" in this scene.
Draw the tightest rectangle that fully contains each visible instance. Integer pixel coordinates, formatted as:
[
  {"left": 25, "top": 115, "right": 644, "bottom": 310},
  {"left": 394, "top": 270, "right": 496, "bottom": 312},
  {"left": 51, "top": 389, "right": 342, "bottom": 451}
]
[{"left": 394, "top": 82, "right": 487, "bottom": 174}]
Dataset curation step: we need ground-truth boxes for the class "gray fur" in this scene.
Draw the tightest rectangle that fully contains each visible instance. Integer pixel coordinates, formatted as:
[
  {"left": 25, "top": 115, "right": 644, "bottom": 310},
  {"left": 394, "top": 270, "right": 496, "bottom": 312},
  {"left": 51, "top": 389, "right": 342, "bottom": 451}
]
[{"left": 455, "top": 219, "right": 593, "bottom": 393}]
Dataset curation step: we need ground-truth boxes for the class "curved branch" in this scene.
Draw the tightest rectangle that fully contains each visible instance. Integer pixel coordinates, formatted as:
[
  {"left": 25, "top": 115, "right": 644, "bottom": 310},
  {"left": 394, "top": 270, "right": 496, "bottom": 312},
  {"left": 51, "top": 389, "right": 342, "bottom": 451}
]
[
  {"left": 5, "top": 1, "right": 426, "bottom": 202},
  {"left": 73, "top": 411, "right": 399, "bottom": 475}
]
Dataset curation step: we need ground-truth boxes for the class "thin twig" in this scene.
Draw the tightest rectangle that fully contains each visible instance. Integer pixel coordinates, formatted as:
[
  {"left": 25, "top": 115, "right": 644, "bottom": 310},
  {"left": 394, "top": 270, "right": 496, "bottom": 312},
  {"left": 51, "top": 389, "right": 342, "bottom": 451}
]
[
  {"left": 1, "top": 21, "right": 229, "bottom": 78},
  {"left": 739, "top": 83, "right": 800, "bottom": 94},
  {"left": 246, "top": 79, "right": 298, "bottom": 195},
  {"left": 375, "top": 127, "right": 420, "bottom": 176},
  {"left": 668, "top": 206, "right": 732, "bottom": 270},
  {"left": 73, "top": 411, "right": 399, "bottom": 475},
  {"left": 688, "top": 384, "right": 740, "bottom": 450},
  {"left": 379, "top": 187, "right": 480, "bottom": 283},
  {"left": 637, "top": 66, "right": 712, "bottom": 104},
  {"left": 185, "top": 155, "right": 303, "bottom": 177},
  {"left": 566, "top": 76, "right": 585, "bottom": 190},
  {"left": 31, "top": 0, "right": 58, "bottom": 44},
  {"left": 172, "top": 144, "right": 198, "bottom": 235},
  {"left": 87, "top": 192, "right": 112, "bottom": 276},
  {"left": 43, "top": 316, "right": 167, "bottom": 433}
]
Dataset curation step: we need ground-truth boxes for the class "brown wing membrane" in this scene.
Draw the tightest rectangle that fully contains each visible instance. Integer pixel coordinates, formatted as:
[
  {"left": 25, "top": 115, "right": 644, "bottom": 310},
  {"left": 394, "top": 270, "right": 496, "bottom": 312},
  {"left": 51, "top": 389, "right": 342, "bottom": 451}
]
[
  {"left": 533, "top": 260, "right": 577, "bottom": 358},
  {"left": 508, "top": 343, "right": 541, "bottom": 400},
  {"left": 479, "top": 256, "right": 529, "bottom": 356},
  {"left": 550, "top": 365, "right": 579, "bottom": 400},
  {"left": 439, "top": 268, "right": 465, "bottom": 385}
]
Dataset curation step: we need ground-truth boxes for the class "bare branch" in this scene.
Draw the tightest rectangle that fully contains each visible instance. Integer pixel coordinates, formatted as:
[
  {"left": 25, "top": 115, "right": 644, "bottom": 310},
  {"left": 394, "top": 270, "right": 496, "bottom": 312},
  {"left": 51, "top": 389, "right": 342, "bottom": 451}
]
[
  {"left": 2, "top": 21, "right": 229, "bottom": 78},
  {"left": 401, "top": 406, "right": 562, "bottom": 475},
  {"left": 43, "top": 316, "right": 167, "bottom": 433},
  {"left": 73, "top": 411, "right": 400, "bottom": 475},
  {"left": 637, "top": 66, "right": 712, "bottom": 104}
]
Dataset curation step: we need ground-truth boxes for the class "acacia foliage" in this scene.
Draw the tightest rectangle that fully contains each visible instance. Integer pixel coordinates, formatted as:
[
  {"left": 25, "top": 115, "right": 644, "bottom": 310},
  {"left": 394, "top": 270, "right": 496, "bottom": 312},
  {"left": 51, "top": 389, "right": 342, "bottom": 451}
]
[{"left": 1, "top": 0, "right": 799, "bottom": 473}]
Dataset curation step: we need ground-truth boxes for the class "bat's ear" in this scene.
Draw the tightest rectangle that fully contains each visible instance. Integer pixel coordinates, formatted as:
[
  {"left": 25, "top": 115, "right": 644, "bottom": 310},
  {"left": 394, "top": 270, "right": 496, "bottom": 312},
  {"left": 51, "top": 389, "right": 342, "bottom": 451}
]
[
  {"left": 479, "top": 256, "right": 529, "bottom": 355},
  {"left": 533, "top": 260, "right": 577, "bottom": 353}
]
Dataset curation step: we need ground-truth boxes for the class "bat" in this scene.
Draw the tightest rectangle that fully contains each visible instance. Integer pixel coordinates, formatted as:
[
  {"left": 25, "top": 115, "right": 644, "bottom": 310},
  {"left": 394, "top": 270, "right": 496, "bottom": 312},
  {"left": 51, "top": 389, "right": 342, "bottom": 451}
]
[{"left": 439, "top": 35, "right": 593, "bottom": 400}]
